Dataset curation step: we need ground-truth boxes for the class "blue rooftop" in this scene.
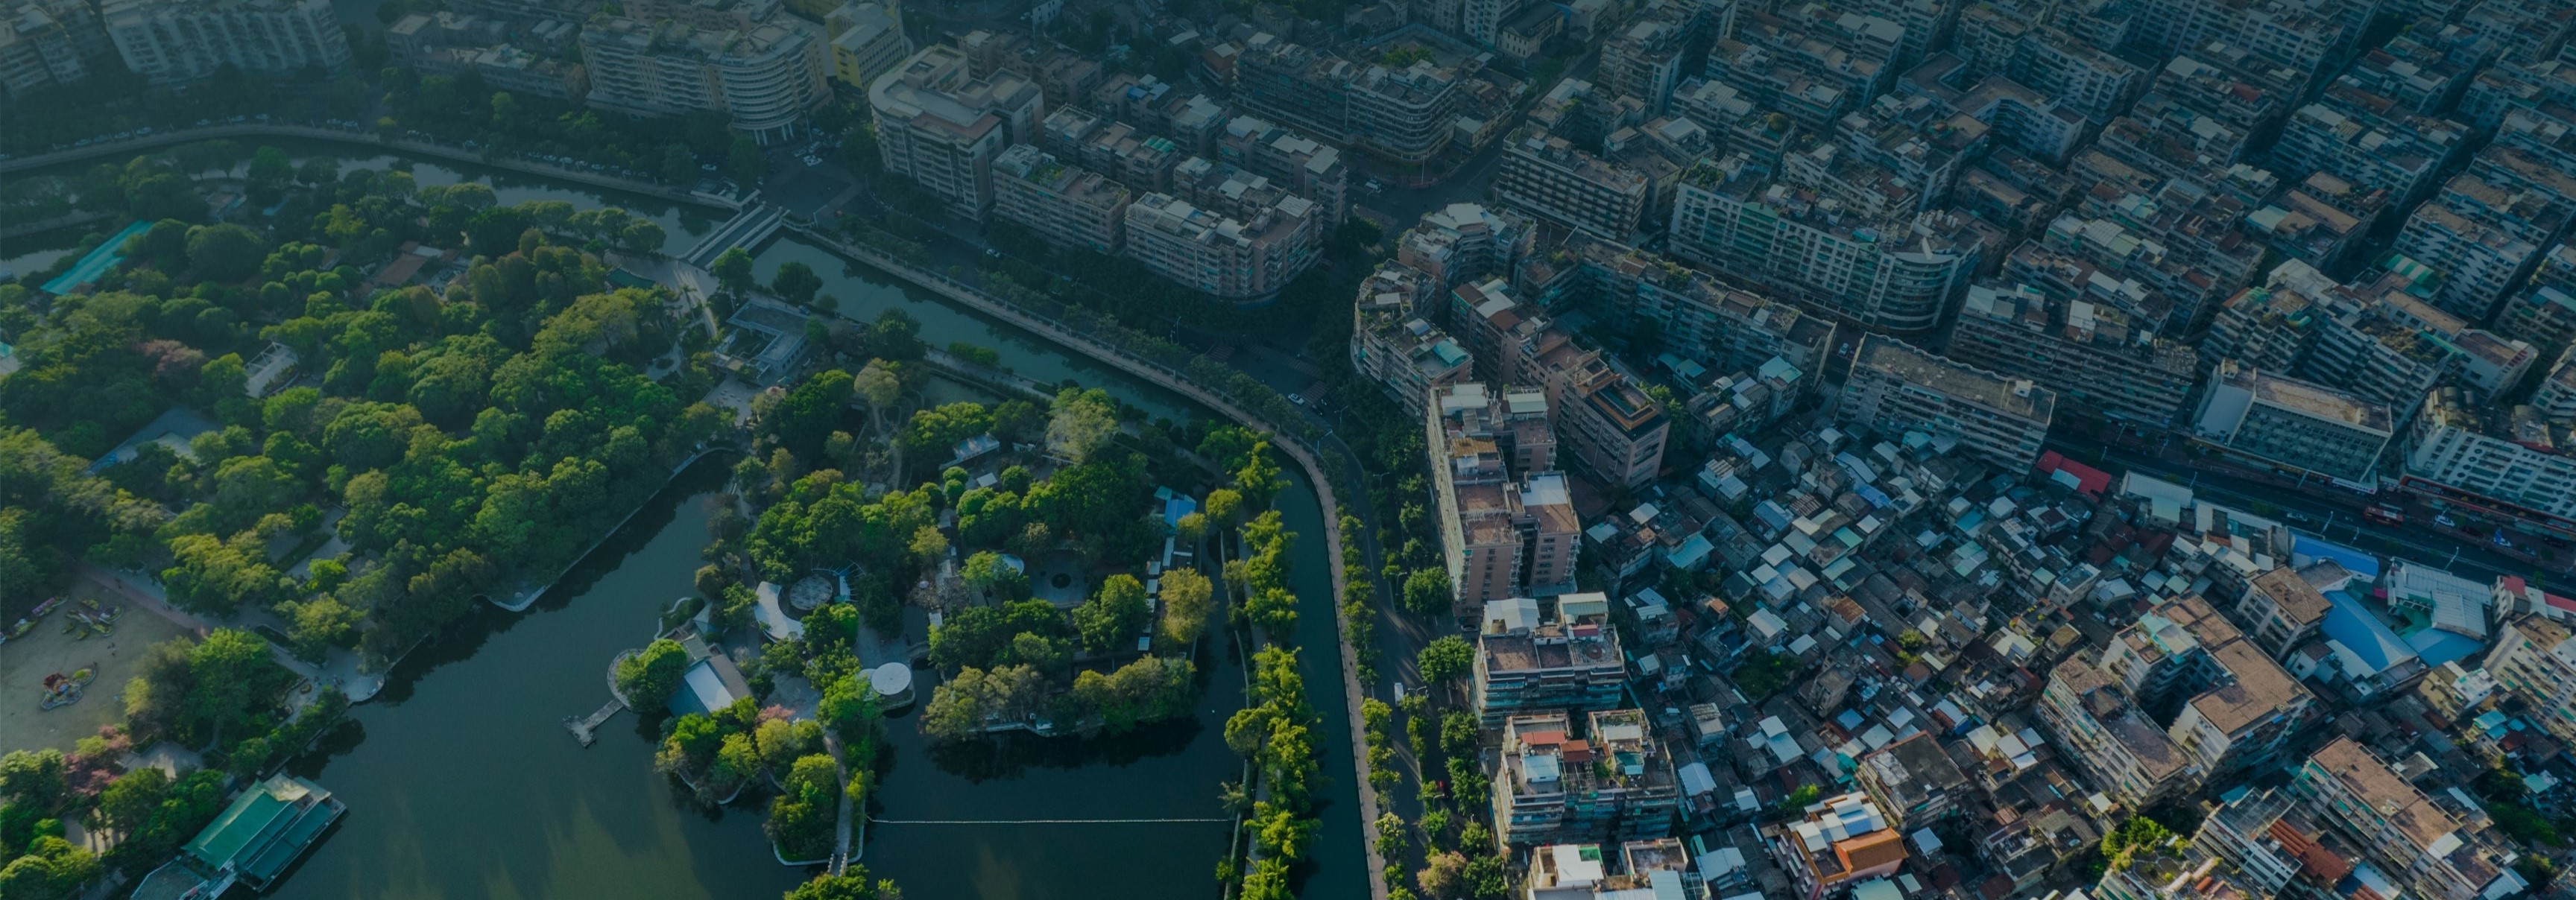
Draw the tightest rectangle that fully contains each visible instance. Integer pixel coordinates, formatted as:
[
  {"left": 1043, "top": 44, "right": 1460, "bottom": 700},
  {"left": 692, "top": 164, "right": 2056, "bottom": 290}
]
[
  {"left": 2320, "top": 590, "right": 2414, "bottom": 674},
  {"left": 2291, "top": 533, "right": 2379, "bottom": 581}
]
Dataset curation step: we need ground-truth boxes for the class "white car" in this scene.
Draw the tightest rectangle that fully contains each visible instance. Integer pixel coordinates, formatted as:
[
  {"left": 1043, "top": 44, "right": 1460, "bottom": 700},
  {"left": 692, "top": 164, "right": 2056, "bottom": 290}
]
[{"left": 1287, "top": 393, "right": 1306, "bottom": 405}]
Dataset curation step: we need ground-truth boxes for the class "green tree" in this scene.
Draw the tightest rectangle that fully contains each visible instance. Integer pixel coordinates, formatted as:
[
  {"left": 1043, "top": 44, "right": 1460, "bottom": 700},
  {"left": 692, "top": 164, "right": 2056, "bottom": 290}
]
[
  {"left": 0, "top": 750, "right": 69, "bottom": 811},
  {"left": 771, "top": 261, "right": 823, "bottom": 305},
  {"left": 1158, "top": 568, "right": 1213, "bottom": 645},
  {"left": 1046, "top": 387, "right": 1119, "bottom": 463},
  {"left": 184, "top": 224, "right": 267, "bottom": 282},
  {"left": 711, "top": 247, "right": 756, "bottom": 296},
  {"left": 1417, "top": 636, "right": 1473, "bottom": 688},
  {"left": 1401, "top": 568, "right": 1452, "bottom": 615},
  {"left": 727, "top": 137, "right": 767, "bottom": 188},
  {"left": 661, "top": 145, "right": 699, "bottom": 185},
  {"left": 0, "top": 836, "right": 98, "bottom": 900},
  {"left": 1075, "top": 574, "right": 1151, "bottom": 653},
  {"left": 615, "top": 638, "right": 690, "bottom": 709},
  {"left": 782, "top": 867, "right": 901, "bottom": 900},
  {"left": 1233, "top": 440, "right": 1284, "bottom": 511}
]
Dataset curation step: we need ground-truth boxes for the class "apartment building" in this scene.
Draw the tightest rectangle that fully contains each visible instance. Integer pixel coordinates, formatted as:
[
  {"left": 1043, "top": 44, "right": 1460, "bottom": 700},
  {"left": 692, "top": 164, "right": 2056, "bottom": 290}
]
[
  {"left": 2206, "top": 283, "right": 2324, "bottom": 374},
  {"left": 1952, "top": 8, "right": 2141, "bottom": 122},
  {"left": 822, "top": 1, "right": 907, "bottom": 90},
  {"left": 867, "top": 43, "right": 1043, "bottom": 215},
  {"left": 1234, "top": 35, "right": 1464, "bottom": 165},
  {"left": 2130, "top": 0, "right": 2355, "bottom": 77},
  {"left": 2498, "top": 243, "right": 2576, "bottom": 357},
  {"left": 1853, "top": 733, "right": 1972, "bottom": 827},
  {"left": 1669, "top": 158, "right": 1986, "bottom": 335},
  {"left": 581, "top": 16, "right": 827, "bottom": 144},
  {"left": 1838, "top": 335, "right": 2055, "bottom": 470},
  {"left": 2192, "top": 359, "right": 2393, "bottom": 486},
  {"left": 1945, "top": 282, "right": 2199, "bottom": 428},
  {"left": 1, "top": 0, "right": 102, "bottom": 97},
  {"left": 1497, "top": 709, "right": 1680, "bottom": 847},
  {"left": 1764, "top": 792, "right": 1910, "bottom": 900},
  {"left": 2234, "top": 566, "right": 2330, "bottom": 659},
  {"left": 1596, "top": 4, "right": 1693, "bottom": 114},
  {"left": 2248, "top": 173, "right": 2384, "bottom": 272},
  {"left": 1429, "top": 382, "right": 1579, "bottom": 615},
  {"left": 1213, "top": 115, "right": 1348, "bottom": 226},
  {"left": 1473, "top": 595, "right": 1623, "bottom": 726},
  {"left": 1398, "top": 202, "right": 1530, "bottom": 294},
  {"left": 2394, "top": 197, "right": 2548, "bottom": 323},
  {"left": 1352, "top": 263, "right": 1474, "bottom": 416},
  {"left": 101, "top": 0, "right": 349, "bottom": 83},
  {"left": 2484, "top": 615, "right": 2576, "bottom": 744},
  {"left": 1495, "top": 125, "right": 1652, "bottom": 241},
  {"left": 2403, "top": 387, "right": 2576, "bottom": 534},
  {"left": 2094, "top": 596, "right": 2314, "bottom": 779},
  {"left": 989, "top": 145, "right": 1130, "bottom": 256},
  {"left": 1547, "top": 349, "right": 1670, "bottom": 489},
  {"left": 1527, "top": 232, "right": 1837, "bottom": 383},
  {"left": 1121, "top": 191, "right": 1316, "bottom": 302},
  {"left": 2037, "top": 656, "right": 2195, "bottom": 809},
  {"left": 2270, "top": 82, "right": 2468, "bottom": 208},
  {"left": 2291, "top": 738, "right": 2522, "bottom": 900}
]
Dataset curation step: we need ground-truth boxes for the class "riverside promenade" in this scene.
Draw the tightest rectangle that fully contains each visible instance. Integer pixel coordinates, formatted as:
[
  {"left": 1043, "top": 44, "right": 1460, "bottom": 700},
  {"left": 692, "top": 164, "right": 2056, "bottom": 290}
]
[{"left": 786, "top": 222, "right": 1390, "bottom": 900}]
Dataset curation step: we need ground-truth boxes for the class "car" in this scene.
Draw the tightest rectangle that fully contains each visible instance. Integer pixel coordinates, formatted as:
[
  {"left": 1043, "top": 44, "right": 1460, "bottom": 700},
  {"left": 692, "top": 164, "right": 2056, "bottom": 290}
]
[
  {"left": 116, "top": 130, "right": 131, "bottom": 139},
  {"left": 253, "top": 112, "right": 269, "bottom": 121},
  {"left": 195, "top": 118, "right": 210, "bottom": 126},
  {"left": 75, "top": 139, "right": 91, "bottom": 147},
  {"left": 1287, "top": 393, "right": 1306, "bottom": 405},
  {"left": 2434, "top": 513, "right": 2457, "bottom": 527},
  {"left": 701, "top": 162, "right": 719, "bottom": 171},
  {"left": 984, "top": 247, "right": 1001, "bottom": 257}
]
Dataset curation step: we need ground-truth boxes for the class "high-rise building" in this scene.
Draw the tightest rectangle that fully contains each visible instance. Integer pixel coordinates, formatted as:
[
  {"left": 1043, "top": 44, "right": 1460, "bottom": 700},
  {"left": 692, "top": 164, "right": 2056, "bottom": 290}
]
[
  {"left": 867, "top": 43, "right": 1043, "bottom": 215},
  {"left": 1945, "top": 282, "right": 2200, "bottom": 428},
  {"left": 989, "top": 145, "right": 1130, "bottom": 256},
  {"left": 101, "top": 0, "right": 349, "bottom": 83},
  {"left": 1524, "top": 232, "right": 1837, "bottom": 384},
  {"left": 2094, "top": 596, "right": 2314, "bottom": 779},
  {"left": 583, "top": 16, "right": 827, "bottom": 145},
  {"left": 2233, "top": 566, "right": 2330, "bottom": 658},
  {"left": 1473, "top": 595, "right": 1622, "bottom": 726},
  {"left": 1429, "top": 384, "right": 1578, "bottom": 616},
  {"left": 2191, "top": 359, "right": 2393, "bottom": 486},
  {"left": 1839, "top": 335, "right": 2055, "bottom": 469},
  {"left": 2270, "top": 82, "right": 2469, "bottom": 208},
  {"left": 1670, "top": 158, "right": 1987, "bottom": 335},
  {"left": 1495, "top": 709, "right": 1680, "bottom": 846}
]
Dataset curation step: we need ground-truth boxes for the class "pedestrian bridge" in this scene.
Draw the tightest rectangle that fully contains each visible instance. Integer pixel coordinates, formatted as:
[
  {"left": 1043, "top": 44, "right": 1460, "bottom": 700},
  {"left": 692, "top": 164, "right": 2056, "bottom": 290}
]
[{"left": 683, "top": 204, "right": 784, "bottom": 268}]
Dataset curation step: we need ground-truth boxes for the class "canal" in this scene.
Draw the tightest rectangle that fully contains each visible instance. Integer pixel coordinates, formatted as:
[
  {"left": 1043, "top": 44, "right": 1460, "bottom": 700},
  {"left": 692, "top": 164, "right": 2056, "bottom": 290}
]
[{"left": 130, "top": 145, "right": 1377, "bottom": 899}]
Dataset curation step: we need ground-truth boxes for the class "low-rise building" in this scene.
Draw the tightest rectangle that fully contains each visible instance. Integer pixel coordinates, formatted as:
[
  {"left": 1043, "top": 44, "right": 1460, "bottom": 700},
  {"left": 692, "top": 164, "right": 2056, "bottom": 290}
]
[
  {"left": 1764, "top": 791, "right": 1910, "bottom": 900},
  {"left": 1838, "top": 335, "right": 2055, "bottom": 470},
  {"left": 2403, "top": 386, "right": 2576, "bottom": 539},
  {"left": 822, "top": 1, "right": 907, "bottom": 90}
]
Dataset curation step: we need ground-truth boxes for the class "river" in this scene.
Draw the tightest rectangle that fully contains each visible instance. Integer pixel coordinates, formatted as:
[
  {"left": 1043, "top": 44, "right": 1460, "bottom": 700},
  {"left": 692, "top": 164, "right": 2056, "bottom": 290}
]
[{"left": 180, "top": 145, "right": 1372, "bottom": 900}]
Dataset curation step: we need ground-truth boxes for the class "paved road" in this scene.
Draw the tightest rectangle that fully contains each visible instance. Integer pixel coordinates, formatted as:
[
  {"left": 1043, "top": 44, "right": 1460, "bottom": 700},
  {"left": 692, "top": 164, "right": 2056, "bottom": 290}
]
[{"left": 2046, "top": 434, "right": 2576, "bottom": 595}]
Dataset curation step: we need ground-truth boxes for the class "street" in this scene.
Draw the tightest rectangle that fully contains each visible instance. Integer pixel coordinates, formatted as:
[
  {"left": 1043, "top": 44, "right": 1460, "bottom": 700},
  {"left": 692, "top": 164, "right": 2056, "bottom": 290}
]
[{"left": 2045, "top": 433, "right": 2576, "bottom": 595}]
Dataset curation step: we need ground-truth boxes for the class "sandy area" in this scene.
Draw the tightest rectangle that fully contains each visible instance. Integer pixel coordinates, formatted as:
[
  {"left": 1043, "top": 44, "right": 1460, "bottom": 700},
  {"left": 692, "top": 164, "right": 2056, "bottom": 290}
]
[{"left": 0, "top": 580, "right": 194, "bottom": 756}]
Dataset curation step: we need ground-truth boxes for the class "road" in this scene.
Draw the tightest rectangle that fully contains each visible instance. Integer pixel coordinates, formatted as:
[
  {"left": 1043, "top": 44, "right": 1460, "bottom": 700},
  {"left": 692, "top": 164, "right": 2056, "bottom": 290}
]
[{"left": 2045, "top": 434, "right": 2576, "bottom": 595}]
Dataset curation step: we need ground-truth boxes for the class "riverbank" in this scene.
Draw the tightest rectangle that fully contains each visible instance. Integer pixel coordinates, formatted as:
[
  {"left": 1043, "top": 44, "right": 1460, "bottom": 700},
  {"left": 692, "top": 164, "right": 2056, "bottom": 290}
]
[{"left": 0, "top": 123, "right": 737, "bottom": 210}]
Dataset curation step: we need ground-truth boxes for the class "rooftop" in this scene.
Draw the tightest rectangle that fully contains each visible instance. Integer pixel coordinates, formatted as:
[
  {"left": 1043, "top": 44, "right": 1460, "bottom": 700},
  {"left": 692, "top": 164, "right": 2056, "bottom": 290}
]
[{"left": 1854, "top": 335, "right": 2056, "bottom": 421}]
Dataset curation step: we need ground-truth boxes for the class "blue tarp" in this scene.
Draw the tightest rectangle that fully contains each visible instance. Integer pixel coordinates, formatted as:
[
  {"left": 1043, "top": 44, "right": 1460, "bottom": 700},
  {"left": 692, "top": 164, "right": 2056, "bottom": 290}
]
[{"left": 2406, "top": 629, "right": 2484, "bottom": 668}]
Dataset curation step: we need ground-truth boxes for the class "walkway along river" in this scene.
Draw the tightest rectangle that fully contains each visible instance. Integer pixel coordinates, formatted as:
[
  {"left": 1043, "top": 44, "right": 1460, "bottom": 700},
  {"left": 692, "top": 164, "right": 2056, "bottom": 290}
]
[{"left": 168, "top": 143, "right": 1378, "bottom": 899}]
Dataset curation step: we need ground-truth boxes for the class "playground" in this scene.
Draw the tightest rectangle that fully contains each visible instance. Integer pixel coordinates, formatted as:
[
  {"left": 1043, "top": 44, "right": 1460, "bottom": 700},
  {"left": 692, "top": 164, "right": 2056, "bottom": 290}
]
[{"left": 0, "top": 585, "right": 192, "bottom": 755}]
